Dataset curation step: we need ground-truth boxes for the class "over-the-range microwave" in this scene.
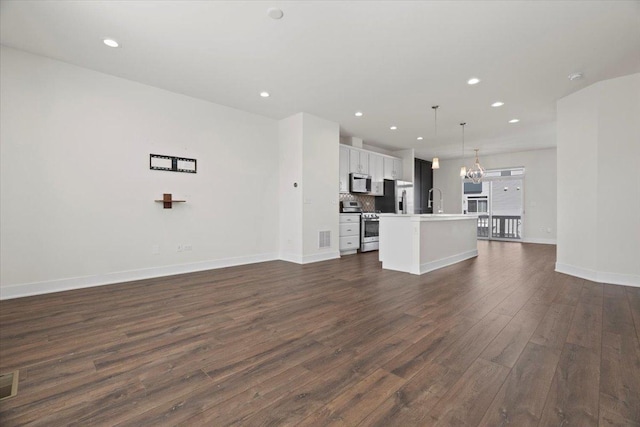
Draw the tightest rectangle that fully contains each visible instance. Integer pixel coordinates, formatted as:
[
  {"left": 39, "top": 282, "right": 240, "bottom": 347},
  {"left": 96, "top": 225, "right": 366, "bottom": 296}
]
[{"left": 349, "top": 173, "right": 371, "bottom": 194}]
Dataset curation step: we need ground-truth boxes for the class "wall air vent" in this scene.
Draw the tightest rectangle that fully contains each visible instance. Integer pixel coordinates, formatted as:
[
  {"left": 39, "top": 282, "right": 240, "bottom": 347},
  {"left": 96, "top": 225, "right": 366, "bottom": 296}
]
[{"left": 318, "top": 231, "right": 331, "bottom": 248}]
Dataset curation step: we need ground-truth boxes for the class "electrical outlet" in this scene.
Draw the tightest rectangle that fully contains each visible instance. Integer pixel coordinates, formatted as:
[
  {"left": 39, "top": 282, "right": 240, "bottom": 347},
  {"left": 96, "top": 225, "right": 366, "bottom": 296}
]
[
  {"left": 547, "top": 227, "right": 552, "bottom": 233},
  {"left": 184, "top": 244, "right": 192, "bottom": 251},
  {"left": 177, "top": 244, "right": 183, "bottom": 252}
]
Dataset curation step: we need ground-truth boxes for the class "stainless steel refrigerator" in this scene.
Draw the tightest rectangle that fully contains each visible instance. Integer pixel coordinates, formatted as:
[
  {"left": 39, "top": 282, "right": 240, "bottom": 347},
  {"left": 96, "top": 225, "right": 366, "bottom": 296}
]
[{"left": 375, "top": 179, "right": 414, "bottom": 214}]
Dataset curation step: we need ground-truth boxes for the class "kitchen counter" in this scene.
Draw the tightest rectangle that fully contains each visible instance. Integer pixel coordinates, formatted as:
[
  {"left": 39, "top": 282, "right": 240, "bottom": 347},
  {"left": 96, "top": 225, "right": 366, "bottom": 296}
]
[{"left": 378, "top": 214, "right": 477, "bottom": 275}]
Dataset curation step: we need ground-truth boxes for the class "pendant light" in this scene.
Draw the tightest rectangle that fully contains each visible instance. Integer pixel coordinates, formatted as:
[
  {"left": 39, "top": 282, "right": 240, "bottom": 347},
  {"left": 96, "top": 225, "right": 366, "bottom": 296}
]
[
  {"left": 459, "top": 122, "right": 467, "bottom": 177},
  {"left": 467, "top": 149, "right": 485, "bottom": 183},
  {"left": 431, "top": 105, "right": 440, "bottom": 169}
]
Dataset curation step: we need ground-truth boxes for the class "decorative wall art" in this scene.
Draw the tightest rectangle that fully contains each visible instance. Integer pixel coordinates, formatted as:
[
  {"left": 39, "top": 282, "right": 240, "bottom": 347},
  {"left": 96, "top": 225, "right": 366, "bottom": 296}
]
[{"left": 150, "top": 154, "right": 197, "bottom": 173}]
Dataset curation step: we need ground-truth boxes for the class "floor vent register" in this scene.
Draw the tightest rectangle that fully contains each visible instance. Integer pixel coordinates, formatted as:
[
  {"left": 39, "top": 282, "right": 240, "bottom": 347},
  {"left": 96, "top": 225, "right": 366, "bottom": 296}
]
[{"left": 0, "top": 370, "right": 19, "bottom": 400}]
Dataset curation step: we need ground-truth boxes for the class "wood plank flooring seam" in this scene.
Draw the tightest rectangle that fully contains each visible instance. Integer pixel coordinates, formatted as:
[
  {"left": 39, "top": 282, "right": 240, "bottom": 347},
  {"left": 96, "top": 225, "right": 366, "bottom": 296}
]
[{"left": 4, "top": 242, "right": 635, "bottom": 426}]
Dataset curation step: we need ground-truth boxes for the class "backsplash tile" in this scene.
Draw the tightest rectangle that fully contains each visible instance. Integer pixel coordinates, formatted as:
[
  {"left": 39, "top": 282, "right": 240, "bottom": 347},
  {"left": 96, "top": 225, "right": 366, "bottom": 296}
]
[{"left": 339, "top": 194, "right": 376, "bottom": 212}]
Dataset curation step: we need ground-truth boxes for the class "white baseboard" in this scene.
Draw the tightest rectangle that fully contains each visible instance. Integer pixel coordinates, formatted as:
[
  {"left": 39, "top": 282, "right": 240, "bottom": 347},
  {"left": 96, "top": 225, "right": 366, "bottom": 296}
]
[
  {"left": 0, "top": 252, "right": 279, "bottom": 300},
  {"left": 280, "top": 251, "right": 341, "bottom": 265},
  {"left": 418, "top": 249, "right": 479, "bottom": 275},
  {"left": 278, "top": 252, "right": 303, "bottom": 264},
  {"left": 340, "top": 249, "right": 358, "bottom": 256},
  {"left": 522, "top": 237, "right": 557, "bottom": 245},
  {"left": 555, "top": 262, "right": 640, "bottom": 288},
  {"left": 301, "top": 251, "right": 341, "bottom": 264},
  {"left": 1, "top": 249, "right": 347, "bottom": 300}
]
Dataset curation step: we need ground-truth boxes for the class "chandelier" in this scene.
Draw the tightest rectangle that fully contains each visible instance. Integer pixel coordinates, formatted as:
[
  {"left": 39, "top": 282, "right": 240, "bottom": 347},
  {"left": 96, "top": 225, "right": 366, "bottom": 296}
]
[{"left": 467, "top": 149, "right": 485, "bottom": 183}]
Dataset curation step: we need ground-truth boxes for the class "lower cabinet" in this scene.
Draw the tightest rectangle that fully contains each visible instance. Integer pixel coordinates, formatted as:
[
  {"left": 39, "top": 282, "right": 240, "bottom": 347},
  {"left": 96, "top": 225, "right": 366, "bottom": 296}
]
[{"left": 339, "top": 214, "right": 360, "bottom": 254}]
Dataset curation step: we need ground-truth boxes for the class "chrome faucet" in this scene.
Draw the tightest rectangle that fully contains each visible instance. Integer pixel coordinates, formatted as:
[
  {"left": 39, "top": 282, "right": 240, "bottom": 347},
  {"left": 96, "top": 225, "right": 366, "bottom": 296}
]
[{"left": 428, "top": 188, "right": 444, "bottom": 214}]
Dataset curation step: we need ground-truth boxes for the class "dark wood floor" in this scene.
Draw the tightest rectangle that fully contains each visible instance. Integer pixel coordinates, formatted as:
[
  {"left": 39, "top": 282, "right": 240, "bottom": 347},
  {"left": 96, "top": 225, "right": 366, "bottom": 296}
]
[{"left": 1, "top": 241, "right": 639, "bottom": 426}]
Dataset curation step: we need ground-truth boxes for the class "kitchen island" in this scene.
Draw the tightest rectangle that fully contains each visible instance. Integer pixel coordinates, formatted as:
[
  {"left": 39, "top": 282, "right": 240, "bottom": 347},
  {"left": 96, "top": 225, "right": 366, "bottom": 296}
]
[{"left": 378, "top": 214, "right": 477, "bottom": 275}]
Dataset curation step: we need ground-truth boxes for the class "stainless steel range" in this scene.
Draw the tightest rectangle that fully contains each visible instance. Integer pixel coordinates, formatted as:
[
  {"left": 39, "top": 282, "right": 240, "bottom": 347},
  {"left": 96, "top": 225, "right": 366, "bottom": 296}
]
[
  {"left": 361, "top": 212, "right": 380, "bottom": 252},
  {"left": 341, "top": 201, "right": 379, "bottom": 252}
]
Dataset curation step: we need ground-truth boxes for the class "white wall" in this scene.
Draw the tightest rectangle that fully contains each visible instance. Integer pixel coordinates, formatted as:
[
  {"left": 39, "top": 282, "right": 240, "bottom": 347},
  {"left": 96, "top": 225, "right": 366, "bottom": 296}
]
[
  {"left": 301, "top": 114, "right": 340, "bottom": 261},
  {"left": 392, "top": 148, "right": 416, "bottom": 183},
  {"left": 0, "top": 46, "right": 280, "bottom": 298},
  {"left": 279, "top": 113, "right": 340, "bottom": 263},
  {"left": 556, "top": 87, "right": 599, "bottom": 273},
  {"left": 278, "top": 114, "right": 303, "bottom": 261},
  {"left": 433, "top": 148, "right": 557, "bottom": 244},
  {"left": 557, "top": 73, "right": 640, "bottom": 287}
]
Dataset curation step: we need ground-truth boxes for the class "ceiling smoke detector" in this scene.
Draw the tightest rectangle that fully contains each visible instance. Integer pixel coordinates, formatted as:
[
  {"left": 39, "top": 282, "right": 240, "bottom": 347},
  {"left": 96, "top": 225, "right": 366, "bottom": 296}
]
[
  {"left": 568, "top": 72, "right": 584, "bottom": 81},
  {"left": 267, "top": 8, "right": 284, "bottom": 20}
]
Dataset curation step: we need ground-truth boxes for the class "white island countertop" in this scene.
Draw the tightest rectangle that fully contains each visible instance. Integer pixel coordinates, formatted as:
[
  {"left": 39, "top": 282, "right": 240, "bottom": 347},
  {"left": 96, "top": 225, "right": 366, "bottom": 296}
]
[
  {"left": 379, "top": 214, "right": 477, "bottom": 275},
  {"left": 379, "top": 213, "right": 473, "bottom": 220}
]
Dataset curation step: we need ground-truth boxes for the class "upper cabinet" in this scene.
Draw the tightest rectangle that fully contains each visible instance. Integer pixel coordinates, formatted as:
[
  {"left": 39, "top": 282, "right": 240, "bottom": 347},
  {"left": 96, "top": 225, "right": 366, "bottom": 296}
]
[
  {"left": 368, "top": 153, "right": 384, "bottom": 195},
  {"left": 349, "top": 148, "right": 369, "bottom": 175},
  {"left": 383, "top": 157, "right": 403, "bottom": 180},
  {"left": 339, "top": 144, "right": 404, "bottom": 194}
]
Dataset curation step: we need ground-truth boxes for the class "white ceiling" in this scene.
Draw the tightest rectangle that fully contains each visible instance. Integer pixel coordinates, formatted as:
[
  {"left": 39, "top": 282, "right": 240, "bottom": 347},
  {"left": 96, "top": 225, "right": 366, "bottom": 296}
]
[{"left": 1, "top": 1, "right": 639, "bottom": 160}]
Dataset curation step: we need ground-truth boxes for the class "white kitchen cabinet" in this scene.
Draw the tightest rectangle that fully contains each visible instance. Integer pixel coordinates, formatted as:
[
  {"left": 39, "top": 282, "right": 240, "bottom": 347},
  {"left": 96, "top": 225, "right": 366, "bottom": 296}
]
[
  {"left": 370, "top": 181, "right": 383, "bottom": 196},
  {"left": 339, "top": 144, "right": 404, "bottom": 193},
  {"left": 339, "top": 213, "right": 360, "bottom": 254},
  {"left": 349, "top": 148, "right": 369, "bottom": 175},
  {"left": 383, "top": 157, "right": 403, "bottom": 180},
  {"left": 339, "top": 145, "right": 350, "bottom": 193},
  {"left": 368, "top": 153, "right": 384, "bottom": 195}
]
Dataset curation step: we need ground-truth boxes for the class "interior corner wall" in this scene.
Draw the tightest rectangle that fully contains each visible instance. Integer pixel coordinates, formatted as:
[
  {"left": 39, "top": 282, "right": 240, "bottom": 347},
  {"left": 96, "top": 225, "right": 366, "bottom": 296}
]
[
  {"left": 0, "top": 46, "right": 280, "bottom": 299},
  {"left": 278, "top": 114, "right": 304, "bottom": 262},
  {"left": 278, "top": 113, "right": 340, "bottom": 264},
  {"left": 556, "top": 73, "right": 640, "bottom": 287},
  {"left": 392, "top": 149, "right": 416, "bottom": 182},
  {"left": 433, "top": 147, "right": 557, "bottom": 244},
  {"left": 301, "top": 114, "right": 340, "bottom": 263}
]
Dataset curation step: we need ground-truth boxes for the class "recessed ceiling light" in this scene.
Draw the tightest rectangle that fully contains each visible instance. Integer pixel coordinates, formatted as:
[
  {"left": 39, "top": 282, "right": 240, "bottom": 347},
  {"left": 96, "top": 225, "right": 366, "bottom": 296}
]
[
  {"left": 355, "top": 111, "right": 363, "bottom": 117},
  {"left": 390, "top": 126, "right": 397, "bottom": 130},
  {"left": 260, "top": 91, "right": 270, "bottom": 98},
  {"left": 267, "top": 8, "right": 284, "bottom": 19},
  {"left": 417, "top": 137, "right": 423, "bottom": 141},
  {"left": 509, "top": 119, "right": 520, "bottom": 123},
  {"left": 568, "top": 72, "right": 583, "bottom": 81},
  {"left": 467, "top": 77, "right": 481, "bottom": 85},
  {"left": 491, "top": 101, "right": 504, "bottom": 107},
  {"left": 103, "top": 39, "right": 119, "bottom": 48}
]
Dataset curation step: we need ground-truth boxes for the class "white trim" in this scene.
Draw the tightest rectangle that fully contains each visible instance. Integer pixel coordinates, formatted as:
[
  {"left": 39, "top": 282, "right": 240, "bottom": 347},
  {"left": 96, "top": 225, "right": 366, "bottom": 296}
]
[
  {"left": 522, "top": 237, "right": 557, "bottom": 245},
  {"left": 340, "top": 249, "right": 358, "bottom": 256},
  {"left": 0, "top": 252, "right": 278, "bottom": 300},
  {"left": 555, "top": 262, "right": 640, "bottom": 288},
  {"left": 279, "top": 252, "right": 304, "bottom": 264},
  {"left": 418, "top": 249, "right": 479, "bottom": 275},
  {"left": 301, "top": 251, "right": 341, "bottom": 264},
  {"left": 280, "top": 251, "right": 341, "bottom": 265}
]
